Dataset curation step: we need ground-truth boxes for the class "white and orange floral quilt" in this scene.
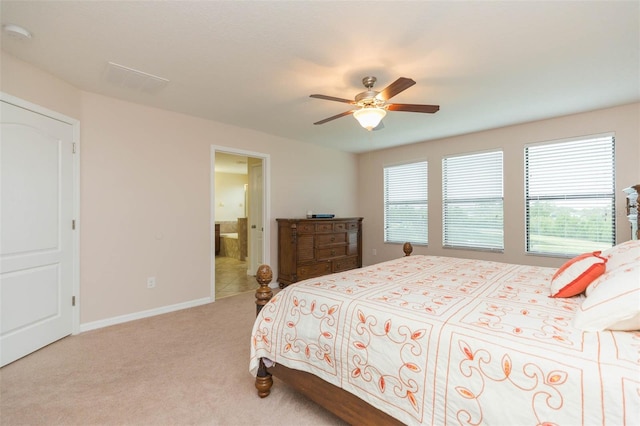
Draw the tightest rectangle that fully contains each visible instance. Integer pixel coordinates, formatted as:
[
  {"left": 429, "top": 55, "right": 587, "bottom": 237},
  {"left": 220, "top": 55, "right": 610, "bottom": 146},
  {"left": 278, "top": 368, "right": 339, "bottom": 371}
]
[{"left": 250, "top": 255, "right": 640, "bottom": 425}]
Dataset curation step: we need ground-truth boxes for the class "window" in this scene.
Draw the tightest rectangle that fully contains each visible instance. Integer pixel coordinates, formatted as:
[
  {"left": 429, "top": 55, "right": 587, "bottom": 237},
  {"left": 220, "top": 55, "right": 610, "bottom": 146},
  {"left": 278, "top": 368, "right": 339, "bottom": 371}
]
[
  {"left": 525, "top": 135, "right": 615, "bottom": 256},
  {"left": 384, "top": 161, "right": 428, "bottom": 245},
  {"left": 443, "top": 150, "right": 504, "bottom": 250}
]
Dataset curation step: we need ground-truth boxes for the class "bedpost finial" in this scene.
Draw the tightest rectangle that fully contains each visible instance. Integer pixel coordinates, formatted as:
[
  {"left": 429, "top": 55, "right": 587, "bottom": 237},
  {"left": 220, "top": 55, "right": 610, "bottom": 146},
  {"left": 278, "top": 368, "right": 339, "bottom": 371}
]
[
  {"left": 403, "top": 242, "right": 413, "bottom": 256},
  {"left": 256, "top": 264, "right": 273, "bottom": 285},
  {"left": 255, "top": 264, "right": 273, "bottom": 315}
]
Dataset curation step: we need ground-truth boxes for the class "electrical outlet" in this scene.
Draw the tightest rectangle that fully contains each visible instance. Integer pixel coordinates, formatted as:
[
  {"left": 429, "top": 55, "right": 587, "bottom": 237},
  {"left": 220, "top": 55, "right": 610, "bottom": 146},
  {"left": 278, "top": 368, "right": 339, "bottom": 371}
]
[
  {"left": 147, "top": 277, "right": 156, "bottom": 288},
  {"left": 372, "top": 248, "right": 377, "bottom": 256}
]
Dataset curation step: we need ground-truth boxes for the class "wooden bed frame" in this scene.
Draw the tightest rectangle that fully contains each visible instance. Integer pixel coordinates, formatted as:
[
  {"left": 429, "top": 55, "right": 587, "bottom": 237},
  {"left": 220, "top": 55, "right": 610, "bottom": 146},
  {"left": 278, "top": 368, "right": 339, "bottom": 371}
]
[{"left": 253, "top": 243, "right": 413, "bottom": 425}]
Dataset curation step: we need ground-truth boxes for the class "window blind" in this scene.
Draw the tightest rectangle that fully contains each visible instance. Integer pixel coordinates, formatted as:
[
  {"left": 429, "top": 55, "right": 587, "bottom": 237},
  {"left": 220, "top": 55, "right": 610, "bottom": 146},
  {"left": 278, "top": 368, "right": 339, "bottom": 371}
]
[
  {"left": 384, "top": 161, "right": 428, "bottom": 245},
  {"left": 525, "top": 135, "right": 615, "bottom": 256},
  {"left": 443, "top": 151, "right": 504, "bottom": 250}
]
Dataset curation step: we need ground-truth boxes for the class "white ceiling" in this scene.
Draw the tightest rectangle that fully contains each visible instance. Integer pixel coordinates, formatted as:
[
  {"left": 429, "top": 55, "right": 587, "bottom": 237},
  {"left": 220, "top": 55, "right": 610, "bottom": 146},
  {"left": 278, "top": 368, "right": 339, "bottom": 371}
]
[{"left": 1, "top": 1, "right": 638, "bottom": 154}]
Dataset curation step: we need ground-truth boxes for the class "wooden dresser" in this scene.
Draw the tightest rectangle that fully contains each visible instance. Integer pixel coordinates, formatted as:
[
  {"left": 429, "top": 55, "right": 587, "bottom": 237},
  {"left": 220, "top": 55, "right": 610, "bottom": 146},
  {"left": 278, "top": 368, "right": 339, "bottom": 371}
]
[{"left": 276, "top": 217, "right": 363, "bottom": 288}]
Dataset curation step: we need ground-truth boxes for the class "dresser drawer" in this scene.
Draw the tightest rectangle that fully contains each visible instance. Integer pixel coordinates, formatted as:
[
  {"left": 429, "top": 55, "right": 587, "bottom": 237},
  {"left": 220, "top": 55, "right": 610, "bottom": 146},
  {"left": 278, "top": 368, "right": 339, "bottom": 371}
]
[
  {"left": 297, "top": 262, "right": 331, "bottom": 280},
  {"left": 333, "top": 256, "right": 358, "bottom": 272},
  {"left": 317, "top": 246, "right": 347, "bottom": 260},
  {"left": 296, "top": 223, "right": 316, "bottom": 233},
  {"left": 333, "top": 222, "right": 347, "bottom": 232},
  {"left": 316, "top": 233, "right": 346, "bottom": 246},
  {"left": 315, "top": 222, "right": 334, "bottom": 233}
]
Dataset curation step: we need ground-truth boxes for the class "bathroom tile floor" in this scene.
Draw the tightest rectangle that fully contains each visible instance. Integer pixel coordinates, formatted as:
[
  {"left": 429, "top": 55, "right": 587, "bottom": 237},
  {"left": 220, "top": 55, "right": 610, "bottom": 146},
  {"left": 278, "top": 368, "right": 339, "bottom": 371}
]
[{"left": 215, "top": 255, "right": 259, "bottom": 299}]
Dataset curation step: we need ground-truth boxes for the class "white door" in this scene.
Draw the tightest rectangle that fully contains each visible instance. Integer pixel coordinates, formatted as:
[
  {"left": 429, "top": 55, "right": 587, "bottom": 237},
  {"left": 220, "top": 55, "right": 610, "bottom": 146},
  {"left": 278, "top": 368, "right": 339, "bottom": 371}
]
[
  {"left": 249, "top": 161, "right": 263, "bottom": 274},
  {"left": 1, "top": 100, "right": 75, "bottom": 366}
]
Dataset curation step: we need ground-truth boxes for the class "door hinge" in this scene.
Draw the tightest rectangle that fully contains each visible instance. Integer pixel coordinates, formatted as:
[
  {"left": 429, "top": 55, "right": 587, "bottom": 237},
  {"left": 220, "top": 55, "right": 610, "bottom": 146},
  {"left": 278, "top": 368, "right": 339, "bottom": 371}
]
[
  {"left": 72, "top": 296, "right": 76, "bottom": 306},
  {"left": 72, "top": 219, "right": 76, "bottom": 230},
  {"left": 72, "top": 143, "right": 77, "bottom": 154}
]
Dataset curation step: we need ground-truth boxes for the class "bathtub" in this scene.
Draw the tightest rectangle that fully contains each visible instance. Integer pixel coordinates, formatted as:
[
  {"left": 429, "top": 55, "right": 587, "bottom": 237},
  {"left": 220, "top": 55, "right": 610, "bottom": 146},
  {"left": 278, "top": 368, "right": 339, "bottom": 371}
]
[{"left": 220, "top": 233, "right": 241, "bottom": 259}]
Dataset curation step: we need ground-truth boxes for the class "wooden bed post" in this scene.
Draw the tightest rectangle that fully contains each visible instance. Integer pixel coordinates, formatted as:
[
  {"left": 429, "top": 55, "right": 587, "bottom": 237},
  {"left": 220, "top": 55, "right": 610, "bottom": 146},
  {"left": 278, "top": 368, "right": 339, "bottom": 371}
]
[
  {"left": 403, "top": 242, "right": 413, "bottom": 256},
  {"left": 254, "top": 264, "right": 274, "bottom": 398}
]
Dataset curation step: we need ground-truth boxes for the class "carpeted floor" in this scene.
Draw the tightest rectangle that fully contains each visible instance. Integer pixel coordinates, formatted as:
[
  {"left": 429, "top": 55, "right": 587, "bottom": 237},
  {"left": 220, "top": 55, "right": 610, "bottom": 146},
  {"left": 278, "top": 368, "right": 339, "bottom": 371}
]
[{"left": 0, "top": 290, "right": 346, "bottom": 425}]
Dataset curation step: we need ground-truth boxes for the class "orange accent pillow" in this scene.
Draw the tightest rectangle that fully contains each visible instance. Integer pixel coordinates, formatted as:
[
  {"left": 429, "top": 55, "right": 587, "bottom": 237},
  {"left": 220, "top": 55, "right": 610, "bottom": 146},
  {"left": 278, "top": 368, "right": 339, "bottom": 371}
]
[{"left": 550, "top": 251, "right": 607, "bottom": 298}]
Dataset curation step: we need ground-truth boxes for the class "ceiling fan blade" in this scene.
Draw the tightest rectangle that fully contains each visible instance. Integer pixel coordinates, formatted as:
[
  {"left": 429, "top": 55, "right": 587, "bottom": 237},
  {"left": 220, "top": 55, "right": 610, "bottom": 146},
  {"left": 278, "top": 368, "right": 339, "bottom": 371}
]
[
  {"left": 310, "top": 94, "right": 356, "bottom": 104},
  {"left": 376, "top": 77, "right": 416, "bottom": 101},
  {"left": 313, "top": 110, "right": 355, "bottom": 125},
  {"left": 387, "top": 103, "right": 440, "bottom": 113}
]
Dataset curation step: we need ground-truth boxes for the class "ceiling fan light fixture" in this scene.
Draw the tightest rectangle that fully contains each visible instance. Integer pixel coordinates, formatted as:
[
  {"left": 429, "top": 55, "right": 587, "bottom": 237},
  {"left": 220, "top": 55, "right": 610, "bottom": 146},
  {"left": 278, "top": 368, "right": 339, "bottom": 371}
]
[
  {"left": 311, "top": 76, "right": 438, "bottom": 127},
  {"left": 353, "top": 107, "right": 386, "bottom": 131},
  {"left": 3, "top": 24, "right": 32, "bottom": 40}
]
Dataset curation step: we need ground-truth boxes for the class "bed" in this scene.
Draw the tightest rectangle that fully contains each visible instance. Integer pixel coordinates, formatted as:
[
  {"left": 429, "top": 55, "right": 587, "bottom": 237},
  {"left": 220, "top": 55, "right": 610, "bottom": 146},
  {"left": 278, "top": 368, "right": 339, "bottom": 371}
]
[{"left": 250, "top": 241, "right": 640, "bottom": 425}]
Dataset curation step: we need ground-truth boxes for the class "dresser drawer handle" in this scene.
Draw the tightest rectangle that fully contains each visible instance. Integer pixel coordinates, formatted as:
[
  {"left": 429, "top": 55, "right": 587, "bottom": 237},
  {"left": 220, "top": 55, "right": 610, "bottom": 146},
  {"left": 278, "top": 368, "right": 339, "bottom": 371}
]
[
  {"left": 330, "top": 236, "right": 335, "bottom": 242},
  {"left": 331, "top": 250, "right": 336, "bottom": 256}
]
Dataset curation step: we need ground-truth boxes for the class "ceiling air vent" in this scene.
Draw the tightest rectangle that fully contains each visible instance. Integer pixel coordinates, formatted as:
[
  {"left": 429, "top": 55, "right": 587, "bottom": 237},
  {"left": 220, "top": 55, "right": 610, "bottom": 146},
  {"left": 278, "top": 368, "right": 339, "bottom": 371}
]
[{"left": 104, "top": 62, "right": 169, "bottom": 94}]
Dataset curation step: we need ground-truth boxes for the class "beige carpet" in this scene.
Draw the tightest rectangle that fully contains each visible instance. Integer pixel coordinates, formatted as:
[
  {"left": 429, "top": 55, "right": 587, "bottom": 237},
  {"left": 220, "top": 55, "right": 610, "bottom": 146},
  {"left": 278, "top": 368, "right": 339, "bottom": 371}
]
[{"left": 0, "top": 290, "right": 346, "bottom": 425}]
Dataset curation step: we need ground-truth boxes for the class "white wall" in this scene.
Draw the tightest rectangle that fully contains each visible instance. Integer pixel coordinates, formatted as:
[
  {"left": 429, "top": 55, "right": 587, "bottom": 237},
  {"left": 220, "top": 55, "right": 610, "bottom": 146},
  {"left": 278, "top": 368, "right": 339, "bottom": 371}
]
[
  {"left": 1, "top": 51, "right": 81, "bottom": 119},
  {"left": 5, "top": 50, "right": 637, "bottom": 326},
  {"left": 357, "top": 102, "right": 640, "bottom": 268},
  {"left": 215, "top": 172, "right": 247, "bottom": 221},
  {"left": 1, "top": 52, "right": 359, "bottom": 325}
]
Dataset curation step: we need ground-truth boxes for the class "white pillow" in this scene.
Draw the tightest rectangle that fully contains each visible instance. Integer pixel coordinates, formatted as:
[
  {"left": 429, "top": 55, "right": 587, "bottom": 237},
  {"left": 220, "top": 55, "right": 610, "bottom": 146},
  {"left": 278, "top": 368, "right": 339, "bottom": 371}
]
[
  {"left": 586, "top": 240, "right": 640, "bottom": 297},
  {"left": 573, "top": 263, "right": 640, "bottom": 331},
  {"left": 599, "top": 239, "right": 640, "bottom": 270}
]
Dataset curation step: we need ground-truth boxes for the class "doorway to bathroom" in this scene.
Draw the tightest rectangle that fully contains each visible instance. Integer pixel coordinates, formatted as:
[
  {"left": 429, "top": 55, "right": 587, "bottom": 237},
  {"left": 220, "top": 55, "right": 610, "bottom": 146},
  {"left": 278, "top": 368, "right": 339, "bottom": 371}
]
[{"left": 212, "top": 147, "right": 269, "bottom": 299}]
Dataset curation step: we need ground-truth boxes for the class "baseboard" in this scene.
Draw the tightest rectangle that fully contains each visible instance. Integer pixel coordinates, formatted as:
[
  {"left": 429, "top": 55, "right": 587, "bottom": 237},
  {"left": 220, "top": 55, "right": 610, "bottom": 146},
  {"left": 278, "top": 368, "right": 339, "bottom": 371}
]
[{"left": 79, "top": 297, "right": 213, "bottom": 333}]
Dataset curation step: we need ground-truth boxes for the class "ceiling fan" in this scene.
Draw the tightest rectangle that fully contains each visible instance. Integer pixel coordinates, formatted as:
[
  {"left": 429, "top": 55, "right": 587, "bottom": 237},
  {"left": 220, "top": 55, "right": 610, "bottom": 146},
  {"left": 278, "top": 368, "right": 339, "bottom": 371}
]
[{"left": 310, "top": 76, "right": 439, "bottom": 131}]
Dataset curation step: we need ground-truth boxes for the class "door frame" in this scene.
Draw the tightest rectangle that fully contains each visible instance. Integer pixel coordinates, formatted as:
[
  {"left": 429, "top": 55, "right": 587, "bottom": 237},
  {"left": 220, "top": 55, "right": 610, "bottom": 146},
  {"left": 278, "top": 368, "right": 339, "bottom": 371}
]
[
  {"left": 1, "top": 92, "right": 81, "bottom": 335},
  {"left": 210, "top": 145, "right": 270, "bottom": 300},
  {"left": 248, "top": 160, "right": 264, "bottom": 274}
]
